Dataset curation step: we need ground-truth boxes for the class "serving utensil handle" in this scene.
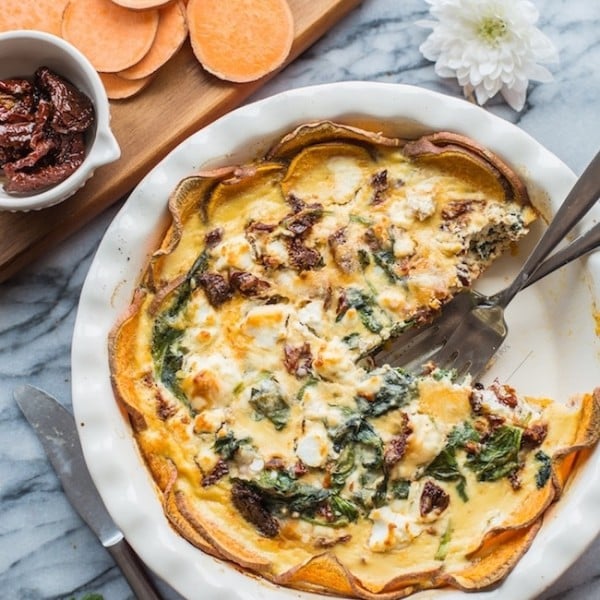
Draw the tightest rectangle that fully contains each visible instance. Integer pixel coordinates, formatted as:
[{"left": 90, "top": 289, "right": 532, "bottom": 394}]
[
  {"left": 106, "top": 538, "right": 163, "bottom": 600},
  {"left": 492, "top": 150, "right": 600, "bottom": 307}
]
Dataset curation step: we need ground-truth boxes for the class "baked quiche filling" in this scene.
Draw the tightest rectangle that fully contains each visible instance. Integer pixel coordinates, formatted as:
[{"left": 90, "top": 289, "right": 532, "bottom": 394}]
[{"left": 110, "top": 122, "right": 600, "bottom": 598}]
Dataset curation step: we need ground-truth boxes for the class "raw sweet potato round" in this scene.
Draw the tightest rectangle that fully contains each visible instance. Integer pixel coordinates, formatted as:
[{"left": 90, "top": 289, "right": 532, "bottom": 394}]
[
  {"left": 99, "top": 72, "right": 154, "bottom": 99},
  {"left": 0, "top": 0, "right": 69, "bottom": 36},
  {"left": 187, "top": 0, "right": 294, "bottom": 83},
  {"left": 119, "top": 1, "right": 188, "bottom": 80},
  {"left": 62, "top": 0, "right": 159, "bottom": 73},
  {"left": 111, "top": 0, "right": 172, "bottom": 8}
]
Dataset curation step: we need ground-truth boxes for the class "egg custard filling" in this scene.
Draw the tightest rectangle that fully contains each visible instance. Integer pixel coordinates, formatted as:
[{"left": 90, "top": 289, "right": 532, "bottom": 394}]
[{"left": 109, "top": 122, "right": 600, "bottom": 598}]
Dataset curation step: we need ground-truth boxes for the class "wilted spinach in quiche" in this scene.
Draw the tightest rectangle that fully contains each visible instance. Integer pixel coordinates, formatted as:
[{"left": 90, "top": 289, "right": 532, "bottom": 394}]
[{"left": 109, "top": 121, "right": 600, "bottom": 599}]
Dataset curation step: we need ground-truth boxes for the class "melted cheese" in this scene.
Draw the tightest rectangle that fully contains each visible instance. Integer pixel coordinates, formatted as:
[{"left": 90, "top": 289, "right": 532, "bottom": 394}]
[
  {"left": 393, "top": 413, "right": 447, "bottom": 480},
  {"left": 295, "top": 421, "right": 331, "bottom": 467},
  {"left": 110, "top": 124, "right": 598, "bottom": 600}
]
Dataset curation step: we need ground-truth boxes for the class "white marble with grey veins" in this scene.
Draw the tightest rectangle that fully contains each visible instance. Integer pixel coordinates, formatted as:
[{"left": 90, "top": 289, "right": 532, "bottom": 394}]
[{"left": 1, "top": 1, "right": 598, "bottom": 598}]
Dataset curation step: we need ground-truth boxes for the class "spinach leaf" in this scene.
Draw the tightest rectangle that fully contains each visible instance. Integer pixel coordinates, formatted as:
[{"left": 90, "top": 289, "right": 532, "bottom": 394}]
[
  {"left": 330, "top": 444, "right": 356, "bottom": 490},
  {"left": 350, "top": 471, "right": 387, "bottom": 510},
  {"left": 254, "top": 469, "right": 359, "bottom": 526},
  {"left": 435, "top": 520, "right": 453, "bottom": 560},
  {"left": 342, "top": 331, "right": 361, "bottom": 349},
  {"left": 446, "top": 421, "right": 480, "bottom": 448},
  {"left": 151, "top": 248, "right": 211, "bottom": 403},
  {"left": 213, "top": 431, "right": 250, "bottom": 460},
  {"left": 389, "top": 479, "right": 411, "bottom": 500},
  {"left": 161, "top": 345, "right": 186, "bottom": 401},
  {"left": 373, "top": 248, "right": 402, "bottom": 283},
  {"left": 247, "top": 471, "right": 330, "bottom": 517},
  {"left": 328, "top": 413, "right": 385, "bottom": 508},
  {"left": 425, "top": 421, "right": 479, "bottom": 501},
  {"left": 534, "top": 450, "right": 552, "bottom": 488},
  {"left": 295, "top": 376, "right": 318, "bottom": 401},
  {"left": 349, "top": 213, "right": 373, "bottom": 226},
  {"left": 357, "top": 367, "right": 416, "bottom": 418},
  {"left": 249, "top": 377, "right": 290, "bottom": 430},
  {"left": 337, "top": 287, "right": 383, "bottom": 334},
  {"left": 425, "top": 448, "right": 462, "bottom": 482},
  {"left": 466, "top": 425, "right": 523, "bottom": 482},
  {"left": 151, "top": 315, "right": 186, "bottom": 402},
  {"left": 357, "top": 248, "right": 371, "bottom": 269},
  {"left": 329, "top": 494, "right": 360, "bottom": 523},
  {"left": 329, "top": 412, "right": 385, "bottom": 494},
  {"left": 330, "top": 414, "right": 383, "bottom": 469}
]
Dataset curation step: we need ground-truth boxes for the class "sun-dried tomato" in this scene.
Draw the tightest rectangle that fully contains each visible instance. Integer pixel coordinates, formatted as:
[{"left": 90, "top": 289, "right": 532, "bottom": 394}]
[{"left": 0, "top": 66, "right": 95, "bottom": 196}]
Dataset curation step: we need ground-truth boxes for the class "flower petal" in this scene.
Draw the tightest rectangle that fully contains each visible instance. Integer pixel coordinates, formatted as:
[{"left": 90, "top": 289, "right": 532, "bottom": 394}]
[{"left": 416, "top": 0, "right": 559, "bottom": 111}]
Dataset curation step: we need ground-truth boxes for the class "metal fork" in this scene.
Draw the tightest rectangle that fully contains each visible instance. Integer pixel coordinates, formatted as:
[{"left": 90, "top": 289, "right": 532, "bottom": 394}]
[{"left": 374, "top": 150, "right": 600, "bottom": 380}]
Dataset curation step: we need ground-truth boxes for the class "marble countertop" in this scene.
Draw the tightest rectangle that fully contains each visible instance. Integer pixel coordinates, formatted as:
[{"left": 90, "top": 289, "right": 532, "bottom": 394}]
[{"left": 1, "top": 1, "right": 599, "bottom": 599}]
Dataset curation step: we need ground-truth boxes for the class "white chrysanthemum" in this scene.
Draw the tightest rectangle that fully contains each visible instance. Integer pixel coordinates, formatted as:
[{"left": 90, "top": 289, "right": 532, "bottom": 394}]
[{"left": 418, "top": 0, "right": 558, "bottom": 111}]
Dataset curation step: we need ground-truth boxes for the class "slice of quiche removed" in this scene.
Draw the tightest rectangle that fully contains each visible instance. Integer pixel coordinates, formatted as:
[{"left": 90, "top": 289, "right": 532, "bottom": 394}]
[{"left": 109, "top": 121, "right": 600, "bottom": 598}]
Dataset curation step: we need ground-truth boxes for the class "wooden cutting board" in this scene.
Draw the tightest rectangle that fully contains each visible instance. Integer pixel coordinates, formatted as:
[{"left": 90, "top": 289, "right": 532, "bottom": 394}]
[{"left": 0, "top": 0, "right": 362, "bottom": 283}]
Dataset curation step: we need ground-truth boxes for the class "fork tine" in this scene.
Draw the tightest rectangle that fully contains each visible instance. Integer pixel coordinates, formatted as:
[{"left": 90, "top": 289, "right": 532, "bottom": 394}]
[
  {"left": 373, "top": 291, "right": 478, "bottom": 369},
  {"left": 428, "top": 304, "right": 508, "bottom": 381},
  {"left": 375, "top": 321, "right": 445, "bottom": 366}
]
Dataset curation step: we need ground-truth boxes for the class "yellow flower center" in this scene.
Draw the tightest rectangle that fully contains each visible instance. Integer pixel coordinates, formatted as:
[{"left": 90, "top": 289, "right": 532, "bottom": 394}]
[{"left": 478, "top": 16, "right": 507, "bottom": 46}]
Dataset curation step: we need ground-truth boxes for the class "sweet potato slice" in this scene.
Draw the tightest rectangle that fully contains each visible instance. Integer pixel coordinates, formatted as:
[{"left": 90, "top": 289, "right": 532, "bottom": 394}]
[
  {"left": 442, "top": 521, "right": 543, "bottom": 591},
  {"left": 0, "top": 0, "right": 68, "bottom": 36},
  {"left": 62, "top": 0, "right": 159, "bottom": 73},
  {"left": 403, "top": 132, "right": 530, "bottom": 206},
  {"left": 111, "top": 0, "right": 172, "bottom": 8},
  {"left": 119, "top": 1, "right": 188, "bottom": 80},
  {"left": 187, "top": 0, "right": 294, "bottom": 82},
  {"left": 99, "top": 72, "right": 154, "bottom": 99}
]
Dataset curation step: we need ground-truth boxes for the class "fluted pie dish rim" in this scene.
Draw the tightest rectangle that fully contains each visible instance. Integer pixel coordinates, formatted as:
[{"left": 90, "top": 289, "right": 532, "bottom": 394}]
[{"left": 71, "top": 82, "right": 600, "bottom": 600}]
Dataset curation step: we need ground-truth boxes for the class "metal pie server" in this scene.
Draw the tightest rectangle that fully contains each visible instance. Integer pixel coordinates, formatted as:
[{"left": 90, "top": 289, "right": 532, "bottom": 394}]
[{"left": 14, "top": 384, "right": 162, "bottom": 600}]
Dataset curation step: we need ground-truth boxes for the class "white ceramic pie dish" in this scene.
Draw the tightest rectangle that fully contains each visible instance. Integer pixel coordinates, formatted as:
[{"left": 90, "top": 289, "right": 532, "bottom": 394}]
[{"left": 71, "top": 82, "right": 600, "bottom": 600}]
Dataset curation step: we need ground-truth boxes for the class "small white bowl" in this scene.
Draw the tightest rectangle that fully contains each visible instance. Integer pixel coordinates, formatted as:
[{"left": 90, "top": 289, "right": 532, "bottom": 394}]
[{"left": 0, "top": 30, "right": 120, "bottom": 211}]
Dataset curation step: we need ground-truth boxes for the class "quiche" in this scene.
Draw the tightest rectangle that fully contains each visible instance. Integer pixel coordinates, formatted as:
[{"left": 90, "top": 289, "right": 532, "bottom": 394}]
[{"left": 109, "top": 121, "right": 600, "bottom": 598}]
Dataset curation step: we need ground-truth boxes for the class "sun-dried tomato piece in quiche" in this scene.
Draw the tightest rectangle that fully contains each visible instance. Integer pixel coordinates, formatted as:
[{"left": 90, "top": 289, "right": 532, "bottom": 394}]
[{"left": 109, "top": 121, "right": 600, "bottom": 598}]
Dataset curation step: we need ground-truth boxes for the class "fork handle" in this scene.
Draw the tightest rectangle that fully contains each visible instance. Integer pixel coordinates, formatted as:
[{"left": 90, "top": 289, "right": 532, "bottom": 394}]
[
  {"left": 492, "top": 150, "right": 600, "bottom": 307},
  {"left": 523, "top": 220, "right": 600, "bottom": 289}
]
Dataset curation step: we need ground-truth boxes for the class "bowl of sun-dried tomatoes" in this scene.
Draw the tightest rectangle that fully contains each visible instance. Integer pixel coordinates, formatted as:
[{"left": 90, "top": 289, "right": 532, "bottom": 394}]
[{"left": 0, "top": 30, "right": 120, "bottom": 211}]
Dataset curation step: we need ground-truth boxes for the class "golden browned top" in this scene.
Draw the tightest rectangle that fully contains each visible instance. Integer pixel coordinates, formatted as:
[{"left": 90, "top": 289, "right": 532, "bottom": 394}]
[{"left": 109, "top": 122, "right": 599, "bottom": 599}]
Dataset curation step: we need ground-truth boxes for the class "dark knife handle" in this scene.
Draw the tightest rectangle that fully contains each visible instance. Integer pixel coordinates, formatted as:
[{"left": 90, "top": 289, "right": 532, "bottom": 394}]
[{"left": 106, "top": 538, "right": 163, "bottom": 600}]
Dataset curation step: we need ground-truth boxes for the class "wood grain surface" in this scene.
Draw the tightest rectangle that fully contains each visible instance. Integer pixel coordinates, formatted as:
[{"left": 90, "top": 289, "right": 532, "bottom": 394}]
[{"left": 0, "top": 0, "right": 362, "bottom": 283}]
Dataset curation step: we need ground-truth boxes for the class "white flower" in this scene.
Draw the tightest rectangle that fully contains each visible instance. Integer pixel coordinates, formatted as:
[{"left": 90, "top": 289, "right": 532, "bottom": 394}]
[{"left": 418, "top": 0, "right": 558, "bottom": 111}]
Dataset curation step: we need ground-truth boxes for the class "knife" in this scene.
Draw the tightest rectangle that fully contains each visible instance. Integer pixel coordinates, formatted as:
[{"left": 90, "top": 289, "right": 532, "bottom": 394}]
[{"left": 14, "top": 385, "right": 163, "bottom": 600}]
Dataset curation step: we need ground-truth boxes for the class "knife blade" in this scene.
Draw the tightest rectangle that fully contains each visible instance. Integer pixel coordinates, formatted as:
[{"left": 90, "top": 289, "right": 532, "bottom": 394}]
[{"left": 14, "top": 384, "right": 162, "bottom": 600}]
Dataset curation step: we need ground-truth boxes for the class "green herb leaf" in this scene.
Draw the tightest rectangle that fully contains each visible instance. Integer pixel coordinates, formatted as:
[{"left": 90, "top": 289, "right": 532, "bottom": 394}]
[
  {"left": 213, "top": 432, "right": 250, "bottom": 460},
  {"left": 534, "top": 450, "right": 552, "bottom": 488},
  {"left": 373, "top": 249, "right": 402, "bottom": 283},
  {"left": 245, "top": 471, "right": 330, "bottom": 519},
  {"left": 357, "top": 367, "right": 416, "bottom": 418},
  {"left": 446, "top": 421, "right": 480, "bottom": 448},
  {"left": 249, "top": 377, "right": 290, "bottom": 430},
  {"left": 342, "top": 331, "right": 361, "bottom": 349},
  {"left": 349, "top": 213, "right": 373, "bottom": 226},
  {"left": 296, "top": 376, "right": 319, "bottom": 401},
  {"left": 357, "top": 248, "right": 371, "bottom": 269},
  {"left": 151, "top": 248, "right": 212, "bottom": 404},
  {"left": 425, "top": 421, "right": 479, "bottom": 500},
  {"left": 337, "top": 287, "right": 383, "bottom": 333},
  {"left": 329, "top": 494, "right": 360, "bottom": 522},
  {"left": 389, "top": 479, "right": 411, "bottom": 500},
  {"left": 435, "top": 520, "right": 453, "bottom": 560},
  {"left": 330, "top": 444, "right": 356, "bottom": 490},
  {"left": 466, "top": 425, "right": 523, "bottom": 482},
  {"left": 425, "top": 448, "right": 462, "bottom": 481}
]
